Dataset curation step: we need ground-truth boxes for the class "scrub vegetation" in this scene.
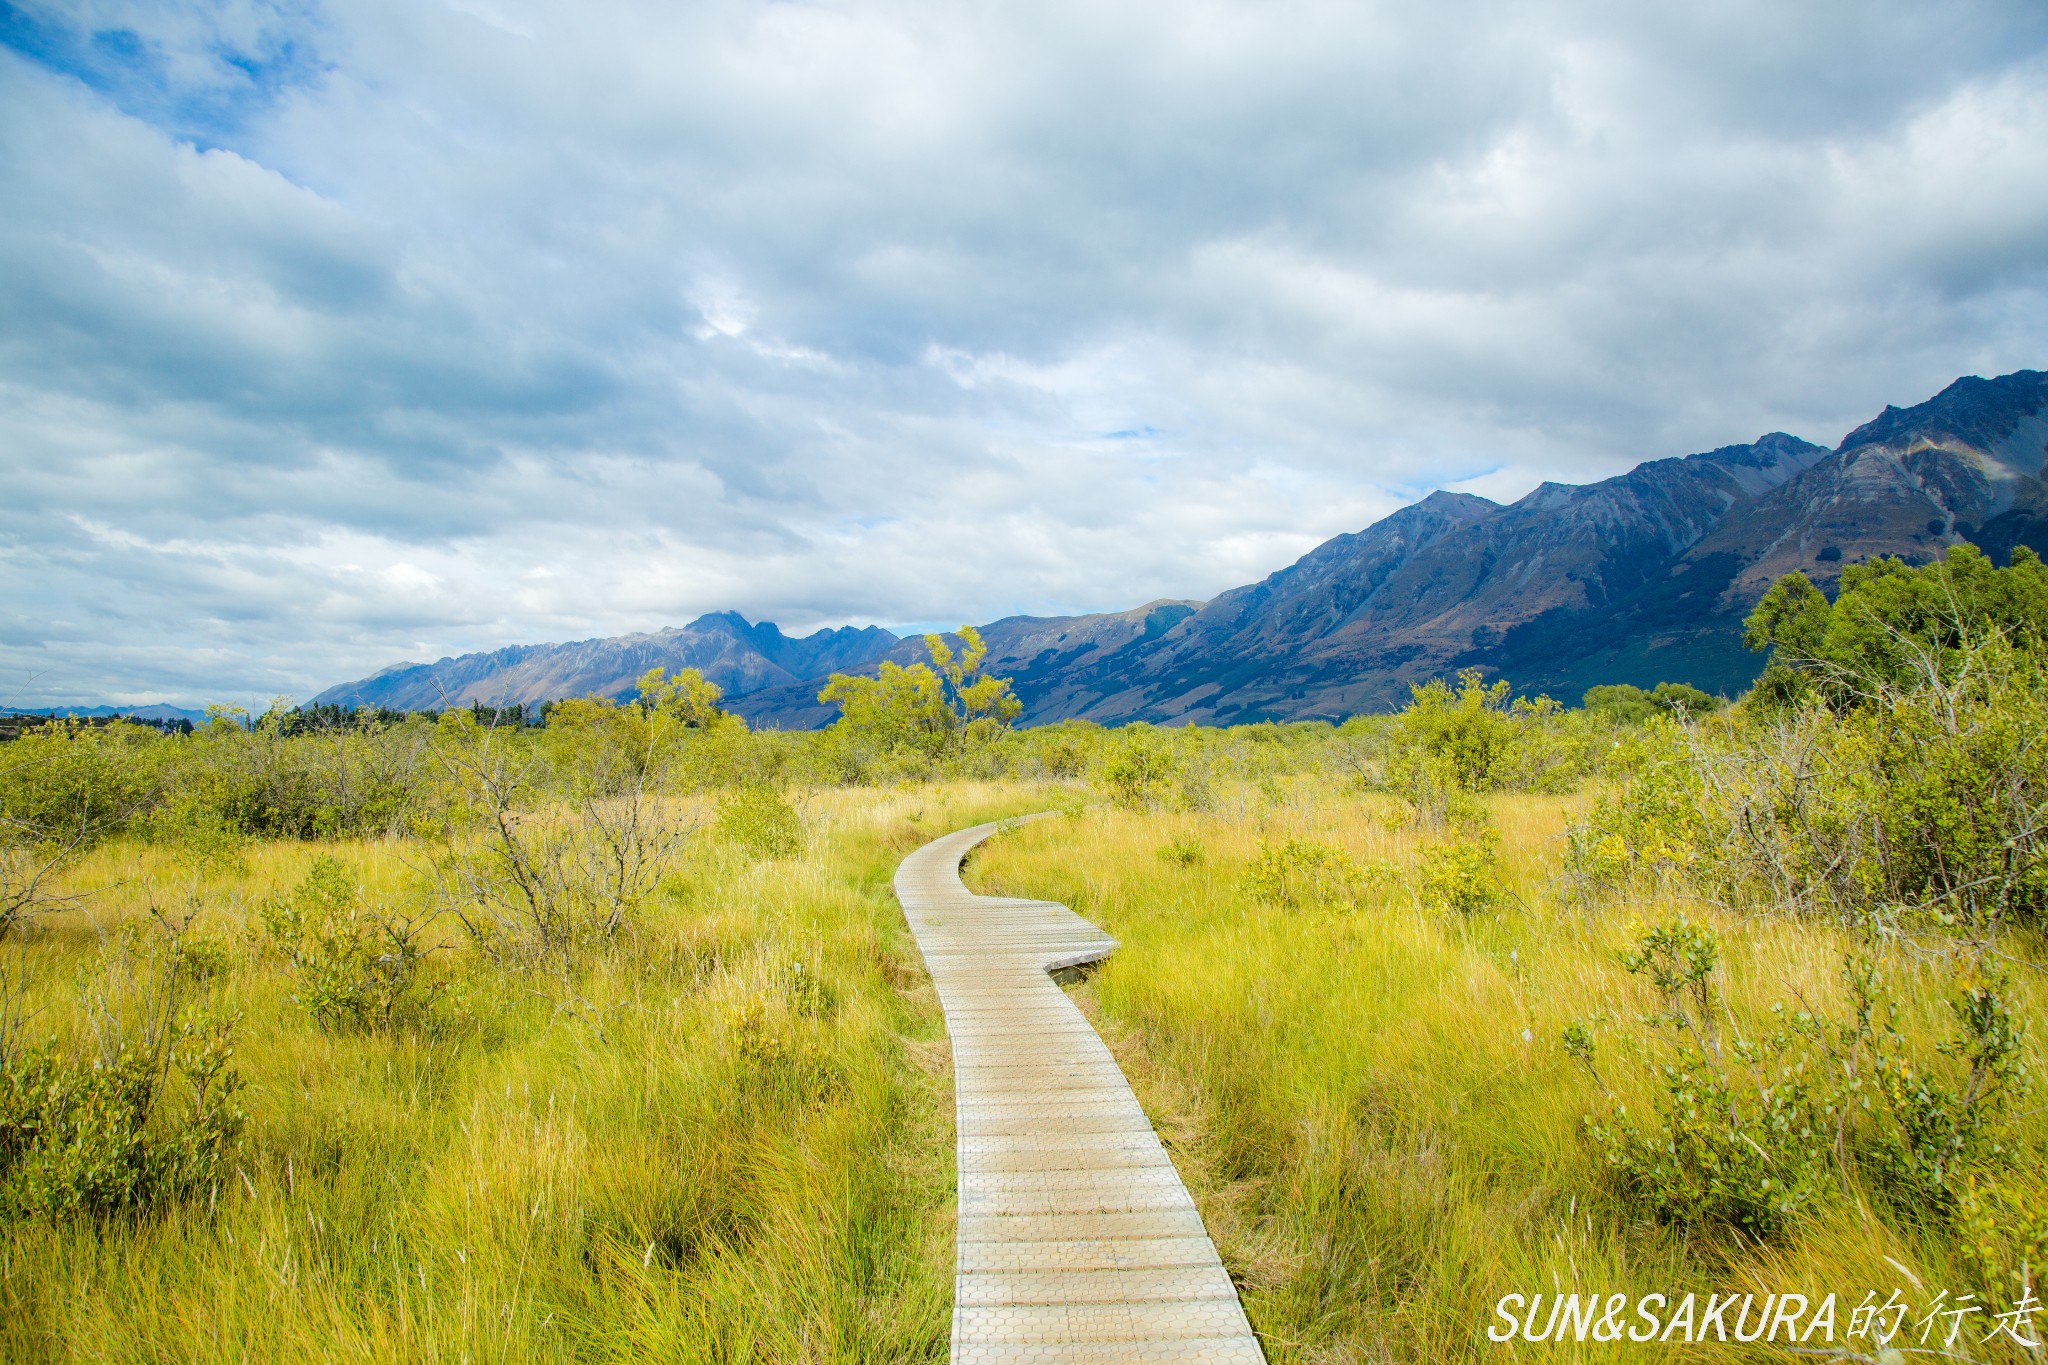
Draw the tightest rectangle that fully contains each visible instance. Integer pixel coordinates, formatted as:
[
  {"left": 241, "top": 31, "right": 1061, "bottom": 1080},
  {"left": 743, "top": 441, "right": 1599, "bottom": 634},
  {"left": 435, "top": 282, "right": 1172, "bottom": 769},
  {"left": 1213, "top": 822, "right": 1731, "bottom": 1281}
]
[{"left": 3, "top": 564, "right": 2045, "bottom": 1361}]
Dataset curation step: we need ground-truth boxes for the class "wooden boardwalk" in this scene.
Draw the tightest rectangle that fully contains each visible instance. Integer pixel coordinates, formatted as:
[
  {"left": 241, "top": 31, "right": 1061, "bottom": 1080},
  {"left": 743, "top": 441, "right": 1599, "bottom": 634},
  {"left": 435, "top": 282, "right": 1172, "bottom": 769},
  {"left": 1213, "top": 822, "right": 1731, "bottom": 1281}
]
[{"left": 896, "top": 820, "right": 1267, "bottom": 1365}]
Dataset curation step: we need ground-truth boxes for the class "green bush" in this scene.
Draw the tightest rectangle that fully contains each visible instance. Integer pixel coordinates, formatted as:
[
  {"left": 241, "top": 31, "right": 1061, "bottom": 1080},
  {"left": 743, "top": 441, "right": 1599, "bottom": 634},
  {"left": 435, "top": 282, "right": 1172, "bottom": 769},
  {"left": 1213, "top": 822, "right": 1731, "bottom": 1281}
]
[
  {"left": 1574, "top": 919, "right": 1833, "bottom": 1238},
  {"left": 0, "top": 933, "right": 245, "bottom": 1224},
  {"left": 1377, "top": 670, "right": 1602, "bottom": 823},
  {"left": 1864, "top": 971, "right": 2035, "bottom": 1219},
  {"left": 158, "top": 708, "right": 433, "bottom": 841},
  {"left": 1582, "top": 681, "right": 1718, "bottom": 723},
  {"left": 1395, "top": 669, "right": 1520, "bottom": 790},
  {"left": 815, "top": 626, "right": 1022, "bottom": 778},
  {"left": 1243, "top": 837, "right": 1387, "bottom": 911},
  {"left": 259, "top": 857, "right": 445, "bottom": 1033},
  {"left": 1574, "top": 635, "right": 2048, "bottom": 929},
  {"left": 1571, "top": 924, "right": 2041, "bottom": 1256},
  {"left": 717, "top": 785, "right": 803, "bottom": 858},
  {"left": 0, "top": 720, "right": 164, "bottom": 846},
  {"left": 1098, "top": 728, "right": 1176, "bottom": 810},
  {"left": 1416, "top": 833, "right": 1504, "bottom": 915},
  {"left": 1745, "top": 543, "right": 2048, "bottom": 711},
  {"left": 0, "top": 1024, "right": 243, "bottom": 1224}
]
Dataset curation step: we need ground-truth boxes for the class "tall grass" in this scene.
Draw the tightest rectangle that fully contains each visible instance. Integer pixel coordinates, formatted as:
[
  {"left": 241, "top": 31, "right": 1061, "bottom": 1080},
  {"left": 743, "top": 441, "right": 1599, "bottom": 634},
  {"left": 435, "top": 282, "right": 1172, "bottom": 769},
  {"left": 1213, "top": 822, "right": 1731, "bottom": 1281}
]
[
  {"left": 7, "top": 747, "right": 2043, "bottom": 1362},
  {"left": 2, "top": 783, "right": 1050, "bottom": 1363},
  {"left": 967, "top": 784, "right": 2048, "bottom": 1363}
]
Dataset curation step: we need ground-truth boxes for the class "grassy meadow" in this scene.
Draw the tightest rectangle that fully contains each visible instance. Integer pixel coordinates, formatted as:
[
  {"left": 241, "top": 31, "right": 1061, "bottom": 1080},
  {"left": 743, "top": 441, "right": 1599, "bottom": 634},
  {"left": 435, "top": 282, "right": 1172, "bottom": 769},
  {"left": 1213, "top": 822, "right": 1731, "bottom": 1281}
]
[
  {"left": 2, "top": 782, "right": 1054, "bottom": 1363},
  {"left": 4, "top": 551, "right": 2046, "bottom": 1361},
  {"left": 969, "top": 787, "right": 2048, "bottom": 1362}
]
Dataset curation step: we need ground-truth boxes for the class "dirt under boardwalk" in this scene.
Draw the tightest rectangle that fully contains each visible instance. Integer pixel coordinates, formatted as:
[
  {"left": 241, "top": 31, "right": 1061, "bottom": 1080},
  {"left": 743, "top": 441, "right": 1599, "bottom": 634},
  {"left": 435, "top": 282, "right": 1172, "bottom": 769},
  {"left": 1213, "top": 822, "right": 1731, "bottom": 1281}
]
[{"left": 895, "top": 820, "right": 1267, "bottom": 1365}]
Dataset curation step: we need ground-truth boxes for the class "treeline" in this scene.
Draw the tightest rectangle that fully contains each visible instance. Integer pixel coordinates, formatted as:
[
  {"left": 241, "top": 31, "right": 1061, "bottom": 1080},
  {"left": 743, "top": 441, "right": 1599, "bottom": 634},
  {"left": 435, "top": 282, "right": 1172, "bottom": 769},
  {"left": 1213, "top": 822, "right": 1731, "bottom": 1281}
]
[
  {"left": 10, "top": 546, "right": 2042, "bottom": 863},
  {"left": 0, "top": 673, "right": 1681, "bottom": 858}
]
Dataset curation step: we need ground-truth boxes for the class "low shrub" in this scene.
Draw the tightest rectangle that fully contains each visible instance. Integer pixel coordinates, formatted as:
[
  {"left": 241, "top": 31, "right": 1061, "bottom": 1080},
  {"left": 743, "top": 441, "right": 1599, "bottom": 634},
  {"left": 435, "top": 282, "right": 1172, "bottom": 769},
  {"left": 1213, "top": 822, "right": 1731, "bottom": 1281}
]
[
  {"left": 259, "top": 857, "right": 445, "bottom": 1034},
  {"left": 1574, "top": 919, "right": 1832, "bottom": 1238},
  {"left": 1098, "top": 729, "right": 1176, "bottom": 810},
  {"left": 1569, "top": 920, "right": 2042, "bottom": 1263},
  {"left": 1416, "top": 832, "right": 1504, "bottom": 915},
  {"left": 717, "top": 785, "right": 803, "bottom": 858},
  {"left": 0, "top": 932, "right": 245, "bottom": 1224},
  {"left": 1243, "top": 837, "right": 1388, "bottom": 911}
]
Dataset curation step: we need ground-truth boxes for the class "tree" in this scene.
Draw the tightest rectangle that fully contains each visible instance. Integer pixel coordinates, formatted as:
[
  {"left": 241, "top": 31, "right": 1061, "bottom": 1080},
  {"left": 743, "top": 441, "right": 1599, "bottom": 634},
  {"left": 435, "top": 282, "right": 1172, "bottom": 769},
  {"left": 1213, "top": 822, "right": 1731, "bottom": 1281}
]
[
  {"left": 817, "top": 661, "right": 954, "bottom": 757},
  {"left": 816, "top": 625, "right": 1021, "bottom": 761},
  {"left": 922, "top": 625, "right": 1023, "bottom": 737},
  {"left": 634, "top": 667, "right": 724, "bottom": 728},
  {"left": 1745, "top": 544, "right": 2048, "bottom": 705},
  {"left": 1582, "top": 682, "right": 1719, "bottom": 723}
]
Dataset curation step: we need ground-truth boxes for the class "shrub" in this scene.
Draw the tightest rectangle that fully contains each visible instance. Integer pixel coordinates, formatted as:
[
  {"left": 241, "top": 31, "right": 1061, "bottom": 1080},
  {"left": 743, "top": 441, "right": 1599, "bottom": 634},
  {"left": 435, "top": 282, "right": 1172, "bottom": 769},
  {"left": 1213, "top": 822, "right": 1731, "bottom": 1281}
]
[
  {"left": 0, "top": 932, "right": 245, "bottom": 1224},
  {"left": 1157, "top": 833, "right": 1204, "bottom": 866},
  {"left": 1586, "top": 1035, "right": 1832, "bottom": 1240},
  {"left": 1395, "top": 669, "right": 1519, "bottom": 791},
  {"left": 1575, "top": 919, "right": 1834, "bottom": 1238},
  {"left": 259, "top": 858, "right": 445, "bottom": 1033},
  {"left": 152, "top": 707, "right": 431, "bottom": 841},
  {"left": 1381, "top": 670, "right": 1596, "bottom": 821},
  {"left": 1745, "top": 544, "right": 2048, "bottom": 708},
  {"left": 1098, "top": 729, "right": 1176, "bottom": 810},
  {"left": 1561, "top": 721, "right": 1714, "bottom": 899},
  {"left": 815, "top": 626, "right": 1021, "bottom": 775},
  {"left": 1038, "top": 737, "right": 1086, "bottom": 779},
  {"left": 1577, "top": 635, "right": 2048, "bottom": 929},
  {"left": 1581, "top": 682, "right": 1718, "bottom": 724},
  {"left": 0, "top": 839, "right": 83, "bottom": 941},
  {"left": 1571, "top": 926, "right": 2040, "bottom": 1255},
  {"left": 1416, "top": 833, "right": 1504, "bottom": 915},
  {"left": 1864, "top": 971, "right": 2035, "bottom": 1219},
  {"left": 430, "top": 709, "right": 690, "bottom": 967},
  {"left": 1243, "top": 837, "right": 1386, "bottom": 911},
  {"left": 717, "top": 786, "right": 803, "bottom": 859},
  {"left": 0, "top": 720, "right": 163, "bottom": 847}
]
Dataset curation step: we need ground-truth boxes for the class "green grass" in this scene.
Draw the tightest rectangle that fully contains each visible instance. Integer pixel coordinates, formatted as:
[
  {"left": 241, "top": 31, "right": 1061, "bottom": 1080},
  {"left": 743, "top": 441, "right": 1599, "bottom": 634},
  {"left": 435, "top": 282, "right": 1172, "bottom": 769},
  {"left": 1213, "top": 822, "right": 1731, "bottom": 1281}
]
[
  {"left": 1, "top": 782, "right": 1051, "bottom": 1364},
  {"left": 6, "top": 773, "right": 2044, "bottom": 1362},
  {"left": 966, "top": 785, "right": 2048, "bottom": 1363}
]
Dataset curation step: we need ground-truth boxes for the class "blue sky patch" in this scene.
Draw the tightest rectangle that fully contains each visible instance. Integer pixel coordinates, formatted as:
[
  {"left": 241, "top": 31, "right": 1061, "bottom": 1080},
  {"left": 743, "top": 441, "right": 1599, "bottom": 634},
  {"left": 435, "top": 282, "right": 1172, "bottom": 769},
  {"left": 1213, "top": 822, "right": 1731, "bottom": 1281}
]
[{"left": 0, "top": 1, "right": 323, "bottom": 151}]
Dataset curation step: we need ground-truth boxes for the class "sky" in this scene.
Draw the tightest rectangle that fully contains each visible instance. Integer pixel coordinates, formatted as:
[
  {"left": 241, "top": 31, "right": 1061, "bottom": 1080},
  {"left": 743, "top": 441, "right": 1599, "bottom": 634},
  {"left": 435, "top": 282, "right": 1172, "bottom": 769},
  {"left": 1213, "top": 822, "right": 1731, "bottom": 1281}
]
[{"left": 4, "top": 0, "right": 2048, "bottom": 709}]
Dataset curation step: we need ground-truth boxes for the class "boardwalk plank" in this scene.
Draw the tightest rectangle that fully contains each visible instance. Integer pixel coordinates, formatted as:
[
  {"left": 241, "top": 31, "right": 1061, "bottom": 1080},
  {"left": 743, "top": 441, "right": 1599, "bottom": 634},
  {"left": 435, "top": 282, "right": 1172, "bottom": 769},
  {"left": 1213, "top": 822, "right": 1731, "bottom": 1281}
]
[{"left": 896, "top": 820, "right": 1267, "bottom": 1364}]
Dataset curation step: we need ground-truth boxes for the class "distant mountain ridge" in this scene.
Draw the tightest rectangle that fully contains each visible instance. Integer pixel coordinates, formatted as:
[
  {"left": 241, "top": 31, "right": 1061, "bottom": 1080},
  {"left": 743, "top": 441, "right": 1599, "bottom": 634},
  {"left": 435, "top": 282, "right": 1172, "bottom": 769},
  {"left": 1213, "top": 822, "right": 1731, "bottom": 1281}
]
[
  {"left": 312, "top": 614, "right": 900, "bottom": 713},
  {"left": 1, "top": 703, "right": 208, "bottom": 725},
  {"left": 313, "top": 368, "right": 2048, "bottom": 726}
]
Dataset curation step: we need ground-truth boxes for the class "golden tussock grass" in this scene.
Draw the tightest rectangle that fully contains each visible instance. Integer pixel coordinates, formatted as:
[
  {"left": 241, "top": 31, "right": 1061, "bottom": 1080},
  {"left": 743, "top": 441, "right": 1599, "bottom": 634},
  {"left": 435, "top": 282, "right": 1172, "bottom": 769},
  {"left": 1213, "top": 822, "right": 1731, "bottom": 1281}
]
[
  {"left": 1, "top": 782, "right": 1053, "bottom": 1364},
  {"left": 967, "top": 785, "right": 2048, "bottom": 1364}
]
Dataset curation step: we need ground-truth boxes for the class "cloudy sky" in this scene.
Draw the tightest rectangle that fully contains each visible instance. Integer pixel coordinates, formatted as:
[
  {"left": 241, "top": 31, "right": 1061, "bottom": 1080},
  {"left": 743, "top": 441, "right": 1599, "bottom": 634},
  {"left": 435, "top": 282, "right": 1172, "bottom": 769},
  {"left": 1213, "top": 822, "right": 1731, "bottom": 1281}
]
[{"left": 4, "top": 0, "right": 2047, "bottom": 708}]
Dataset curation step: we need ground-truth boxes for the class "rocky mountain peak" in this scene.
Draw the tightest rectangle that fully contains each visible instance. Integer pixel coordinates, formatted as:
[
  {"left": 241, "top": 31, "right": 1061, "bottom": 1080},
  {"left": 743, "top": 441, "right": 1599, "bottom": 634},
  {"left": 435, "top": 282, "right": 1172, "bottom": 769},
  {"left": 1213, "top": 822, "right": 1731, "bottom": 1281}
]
[
  {"left": 315, "top": 368, "right": 2047, "bottom": 729},
  {"left": 1838, "top": 370, "right": 2048, "bottom": 460}
]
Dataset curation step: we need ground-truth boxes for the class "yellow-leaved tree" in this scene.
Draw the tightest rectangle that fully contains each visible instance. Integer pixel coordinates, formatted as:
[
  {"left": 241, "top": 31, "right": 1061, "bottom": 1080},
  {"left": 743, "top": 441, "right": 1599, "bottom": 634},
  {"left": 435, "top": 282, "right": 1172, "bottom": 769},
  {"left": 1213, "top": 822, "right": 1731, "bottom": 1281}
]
[
  {"left": 634, "top": 666, "right": 725, "bottom": 729},
  {"left": 817, "top": 625, "right": 1020, "bottom": 763}
]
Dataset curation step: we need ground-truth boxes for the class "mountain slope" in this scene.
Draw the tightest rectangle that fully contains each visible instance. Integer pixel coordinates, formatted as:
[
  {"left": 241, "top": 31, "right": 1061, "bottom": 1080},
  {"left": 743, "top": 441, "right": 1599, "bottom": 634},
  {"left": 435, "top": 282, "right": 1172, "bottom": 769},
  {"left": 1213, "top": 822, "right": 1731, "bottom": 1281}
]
[
  {"left": 311, "top": 615, "right": 899, "bottom": 712},
  {"left": 1025, "top": 432, "right": 1830, "bottom": 721},
  {"left": 723, "top": 600, "right": 1206, "bottom": 728},
  {"left": 311, "top": 368, "right": 2048, "bottom": 726}
]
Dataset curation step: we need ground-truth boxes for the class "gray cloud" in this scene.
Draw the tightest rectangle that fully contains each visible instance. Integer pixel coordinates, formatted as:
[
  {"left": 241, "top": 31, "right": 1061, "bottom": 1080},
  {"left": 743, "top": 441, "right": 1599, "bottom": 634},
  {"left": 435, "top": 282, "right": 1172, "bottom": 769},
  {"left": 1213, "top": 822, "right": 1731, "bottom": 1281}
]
[{"left": 3, "top": 0, "right": 2047, "bottom": 707}]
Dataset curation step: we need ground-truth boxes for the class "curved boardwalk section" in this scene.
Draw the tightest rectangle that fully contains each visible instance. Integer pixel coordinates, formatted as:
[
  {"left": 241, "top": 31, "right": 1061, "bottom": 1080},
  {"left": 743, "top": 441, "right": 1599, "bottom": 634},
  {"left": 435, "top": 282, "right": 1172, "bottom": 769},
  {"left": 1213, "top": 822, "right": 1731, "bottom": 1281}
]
[{"left": 896, "top": 821, "right": 1266, "bottom": 1365}]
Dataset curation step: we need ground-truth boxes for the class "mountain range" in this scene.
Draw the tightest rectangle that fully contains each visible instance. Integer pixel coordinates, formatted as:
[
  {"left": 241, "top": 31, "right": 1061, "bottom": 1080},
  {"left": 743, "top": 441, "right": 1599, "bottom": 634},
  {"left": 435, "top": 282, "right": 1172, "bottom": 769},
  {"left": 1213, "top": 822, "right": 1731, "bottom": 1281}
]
[{"left": 312, "top": 368, "right": 2048, "bottom": 726}]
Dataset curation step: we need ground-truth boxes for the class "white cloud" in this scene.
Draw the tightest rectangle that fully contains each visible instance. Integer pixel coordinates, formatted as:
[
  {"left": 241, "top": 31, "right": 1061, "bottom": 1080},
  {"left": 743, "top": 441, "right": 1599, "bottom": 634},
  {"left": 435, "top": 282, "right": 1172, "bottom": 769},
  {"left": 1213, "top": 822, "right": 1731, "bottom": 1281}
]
[{"left": 1, "top": 0, "right": 2046, "bottom": 705}]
